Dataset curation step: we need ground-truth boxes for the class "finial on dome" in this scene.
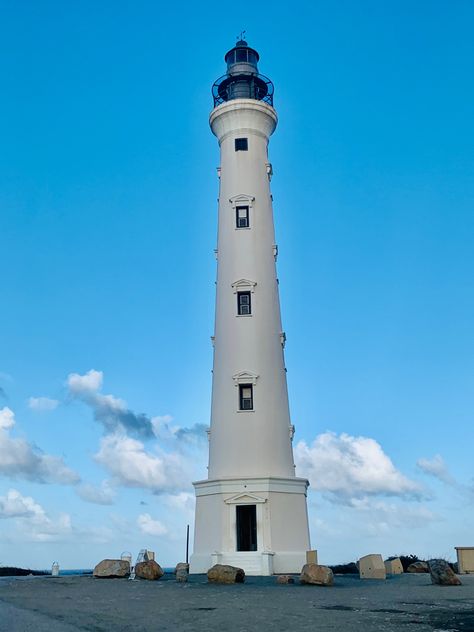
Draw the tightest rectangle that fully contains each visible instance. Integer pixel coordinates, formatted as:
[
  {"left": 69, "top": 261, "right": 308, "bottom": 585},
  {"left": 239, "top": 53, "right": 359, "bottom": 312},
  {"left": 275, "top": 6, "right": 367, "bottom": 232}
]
[{"left": 236, "top": 30, "right": 247, "bottom": 46}]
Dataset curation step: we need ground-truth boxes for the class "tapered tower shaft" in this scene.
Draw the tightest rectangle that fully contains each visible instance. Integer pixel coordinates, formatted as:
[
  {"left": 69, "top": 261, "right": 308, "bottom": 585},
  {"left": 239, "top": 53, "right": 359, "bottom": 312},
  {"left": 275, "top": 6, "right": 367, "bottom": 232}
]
[{"left": 208, "top": 98, "right": 295, "bottom": 480}]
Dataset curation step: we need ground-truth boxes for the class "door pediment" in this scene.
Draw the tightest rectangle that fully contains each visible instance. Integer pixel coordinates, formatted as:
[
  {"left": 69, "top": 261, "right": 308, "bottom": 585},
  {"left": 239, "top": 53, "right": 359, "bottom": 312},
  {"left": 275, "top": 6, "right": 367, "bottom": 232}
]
[{"left": 225, "top": 493, "right": 266, "bottom": 505}]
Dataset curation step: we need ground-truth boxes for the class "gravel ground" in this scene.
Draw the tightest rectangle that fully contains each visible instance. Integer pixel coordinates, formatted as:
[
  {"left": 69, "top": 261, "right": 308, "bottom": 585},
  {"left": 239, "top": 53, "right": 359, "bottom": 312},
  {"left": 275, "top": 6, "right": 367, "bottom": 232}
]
[{"left": 0, "top": 572, "right": 473, "bottom": 632}]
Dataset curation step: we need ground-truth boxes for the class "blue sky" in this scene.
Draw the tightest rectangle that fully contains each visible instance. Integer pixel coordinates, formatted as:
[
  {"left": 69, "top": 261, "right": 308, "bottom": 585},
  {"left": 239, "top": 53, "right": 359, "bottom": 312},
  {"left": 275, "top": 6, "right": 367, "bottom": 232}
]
[{"left": 1, "top": 0, "right": 473, "bottom": 569}]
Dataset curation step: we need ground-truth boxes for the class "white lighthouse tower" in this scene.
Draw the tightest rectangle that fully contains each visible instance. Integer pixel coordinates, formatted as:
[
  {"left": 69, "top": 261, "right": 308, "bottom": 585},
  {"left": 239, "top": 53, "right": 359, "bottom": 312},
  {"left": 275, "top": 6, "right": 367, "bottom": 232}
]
[{"left": 190, "top": 39, "right": 310, "bottom": 576}]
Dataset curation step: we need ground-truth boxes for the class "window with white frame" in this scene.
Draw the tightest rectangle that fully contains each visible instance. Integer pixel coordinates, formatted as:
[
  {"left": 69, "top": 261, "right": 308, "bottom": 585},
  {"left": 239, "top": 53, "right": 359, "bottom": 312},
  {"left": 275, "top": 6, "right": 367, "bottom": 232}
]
[
  {"left": 239, "top": 384, "right": 253, "bottom": 410},
  {"left": 236, "top": 205, "right": 249, "bottom": 228},
  {"left": 229, "top": 195, "right": 255, "bottom": 230},
  {"left": 237, "top": 291, "right": 251, "bottom": 315}
]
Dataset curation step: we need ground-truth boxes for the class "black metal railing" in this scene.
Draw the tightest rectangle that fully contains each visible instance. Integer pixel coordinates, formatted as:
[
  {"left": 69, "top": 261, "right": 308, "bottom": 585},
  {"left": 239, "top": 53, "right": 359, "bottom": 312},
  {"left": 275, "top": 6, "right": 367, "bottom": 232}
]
[{"left": 212, "top": 73, "right": 274, "bottom": 107}]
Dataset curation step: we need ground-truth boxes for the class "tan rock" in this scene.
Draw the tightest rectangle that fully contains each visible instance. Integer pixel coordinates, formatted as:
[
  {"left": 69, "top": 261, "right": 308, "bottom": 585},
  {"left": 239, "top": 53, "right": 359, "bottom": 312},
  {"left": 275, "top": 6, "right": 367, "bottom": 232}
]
[
  {"left": 359, "top": 554, "right": 386, "bottom": 580},
  {"left": 93, "top": 559, "right": 130, "bottom": 578},
  {"left": 277, "top": 575, "right": 295, "bottom": 584},
  {"left": 207, "top": 564, "right": 245, "bottom": 584},
  {"left": 300, "top": 563, "right": 334, "bottom": 586},
  {"left": 134, "top": 560, "right": 164, "bottom": 580},
  {"left": 455, "top": 547, "right": 474, "bottom": 573},
  {"left": 384, "top": 558, "right": 404, "bottom": 575},
  {"left": 306, "top": 550, "right": 318, "bottom": 564},
  {"left": 428, "top": 559, "right": 462, "bottom": 586},
  {"left": 407, "top": 561, "right": 429, "bottom": 573}
]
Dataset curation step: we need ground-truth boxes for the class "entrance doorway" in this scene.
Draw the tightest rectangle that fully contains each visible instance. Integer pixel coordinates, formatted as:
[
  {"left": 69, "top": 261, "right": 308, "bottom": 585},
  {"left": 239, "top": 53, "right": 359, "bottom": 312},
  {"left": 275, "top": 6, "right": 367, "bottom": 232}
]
[{"left": 236, "top": 505, "right": 257, "bottom": 551}]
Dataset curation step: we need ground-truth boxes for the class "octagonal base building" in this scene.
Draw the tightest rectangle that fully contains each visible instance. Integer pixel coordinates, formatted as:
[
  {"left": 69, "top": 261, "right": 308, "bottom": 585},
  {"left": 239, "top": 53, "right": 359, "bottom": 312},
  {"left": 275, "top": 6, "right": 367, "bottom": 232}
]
[{"left": 190, "top": 40, "right": 311, "bottom": 576}]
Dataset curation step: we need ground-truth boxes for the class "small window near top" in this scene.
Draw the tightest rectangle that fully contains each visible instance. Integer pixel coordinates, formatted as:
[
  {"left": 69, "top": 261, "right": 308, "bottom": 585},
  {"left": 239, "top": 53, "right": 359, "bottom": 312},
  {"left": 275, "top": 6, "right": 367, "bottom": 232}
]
[
  {"left": 236, "top": 205, "right": 249, "bottom": 228},
  {"left": 237, "top": 291, "right": 251, "bottom": 315},
  {"left": 239, "top": 384, "right": 253, "bottom": 410},
  {"left": 235, "top": 138, "right": 248, "bottom": 151}
]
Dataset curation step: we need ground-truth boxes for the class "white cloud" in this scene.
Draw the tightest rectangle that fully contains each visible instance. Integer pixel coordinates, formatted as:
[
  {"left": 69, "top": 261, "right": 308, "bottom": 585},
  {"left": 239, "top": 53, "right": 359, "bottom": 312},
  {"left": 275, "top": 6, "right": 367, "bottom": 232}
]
[
  {"left": 0, "top": 489, "right": 46, "bottom": 520},
  {"left": 0, "top": 407, "right": 15, "bottom": 430},
  {"left": 94, "top": 433, "right": 190, "bottom": 493},
  {"left": 28, "top": 397, "right": 59, "bottom": 412},
  {"left": 164, "top": 492, "right": 195, "bottom": 516},
  {"left": 0, "top": 489, "right": 73, "bottom": 542},
  {"left": 67, "top": 370, "right": 154, "bottom": 437},
  {"left": 347, "top": 497, "right": 437, "bottom": 532},
  {"left": 67, "top": 369, "right": 103, "bottom": 394},
  {"left": 137, "top": 513, "right": 167, "bottom": 537},
  {"left": 76, "top": 481, "right": 116, "bottom": 505},
  {"left": 294, "top": 432, "right": 424, "bottom": 502},
  {"left": 417, "top": 455, "right": 456, "bottom": 485},
  {"left": 0, "top": 406, "right": 79, "bottom": 485},
  {"left": 27, "top": 513, "right": 73, "bottom": 542}
]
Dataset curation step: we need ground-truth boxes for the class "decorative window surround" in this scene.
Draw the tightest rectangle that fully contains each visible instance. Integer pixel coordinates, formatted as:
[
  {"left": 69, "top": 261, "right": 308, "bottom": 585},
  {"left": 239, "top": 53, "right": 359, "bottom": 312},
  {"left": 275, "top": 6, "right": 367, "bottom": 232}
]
[
  {"left": 214, "top": 248, "right": 218, "bottom": 260},
  {"left": 232, "top": 279, "right": 257, "bottom": 294},
  {"left": 289, "top": 425, "right": 295, "bottom": 441},
  {"left": 206, "top": 428, "right": 211, "bottom": 442},
  {"left": 273, "top": 244, "right": 278, "bottom": 261},
  {"left": 217, "top": 167, "right": 221, "bottom": 179},
  {"left": 265, "top": 163, "right": 273, "bottom": 180},
  {"left": 229, "top": 194, "right": 255, "bottom": 212},
  {"left": 225, "top": 493, "right": 267, "bottom": 505},
  {"left": 280, "top": 332, "right": 286, "bottom": 348},
  {"left": 210, "top": 336, "right": 215, "bottom": 347},
  {"left": 232, "top": 371, "right": 259, "bottom": 386}
]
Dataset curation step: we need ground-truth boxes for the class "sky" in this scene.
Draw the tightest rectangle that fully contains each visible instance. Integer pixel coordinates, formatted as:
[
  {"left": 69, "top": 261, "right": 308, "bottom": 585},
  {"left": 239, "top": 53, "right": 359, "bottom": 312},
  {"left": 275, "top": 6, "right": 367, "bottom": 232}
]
[{"left": 0, "top": 0, "right": 473, "bottom": 569}]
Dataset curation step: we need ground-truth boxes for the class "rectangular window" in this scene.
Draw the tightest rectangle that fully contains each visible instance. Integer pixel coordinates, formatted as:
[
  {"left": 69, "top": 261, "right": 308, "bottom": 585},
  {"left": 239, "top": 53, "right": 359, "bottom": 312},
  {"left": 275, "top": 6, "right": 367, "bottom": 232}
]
[
  {"left": 237, "top": 291, "right": 251, "bottom": 315},
  {"left": 235, "top": 138, "right": 248, "bottom": 151},
  {"left": 239, "top": 384, "right": 253, "bottom": 410},
  {"left": 236, "top": 205, "right": 249, "bottom": 228}
]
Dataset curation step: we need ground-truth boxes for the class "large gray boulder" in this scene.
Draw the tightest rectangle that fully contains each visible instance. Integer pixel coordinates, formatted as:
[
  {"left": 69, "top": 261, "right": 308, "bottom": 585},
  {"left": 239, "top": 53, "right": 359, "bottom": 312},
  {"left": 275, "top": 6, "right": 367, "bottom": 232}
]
[
  {"left": 207, "top": 564, "right": 245, "bottom": 584},
  {"left": 407, "top": 561, "right": 429, "bottom": 573},
  {"left": 135, "top": 560, "right": 164, "bottom": 580},
  {"left": 428, "top": 559, "right": 462, "bottom": 586},
  {"left": 93, "top": 559, "right": 130, "bottom": 578},
  {"left": 300, "top": 563, "right": 334, "bottom": 586}
]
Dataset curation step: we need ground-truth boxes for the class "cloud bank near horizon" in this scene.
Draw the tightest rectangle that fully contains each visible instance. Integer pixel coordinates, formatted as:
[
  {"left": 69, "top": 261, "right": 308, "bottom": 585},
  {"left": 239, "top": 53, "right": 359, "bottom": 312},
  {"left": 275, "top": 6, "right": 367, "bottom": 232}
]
[{"left": 294, "top": 431, "right": 425, "bottom": 503}]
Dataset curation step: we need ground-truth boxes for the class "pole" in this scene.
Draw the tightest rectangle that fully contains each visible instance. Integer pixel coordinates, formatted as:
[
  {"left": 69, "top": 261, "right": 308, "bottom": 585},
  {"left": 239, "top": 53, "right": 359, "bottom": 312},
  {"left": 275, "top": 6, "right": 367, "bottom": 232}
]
[{"left": 186, "top": 524, "right": 190, "bottom": 564}]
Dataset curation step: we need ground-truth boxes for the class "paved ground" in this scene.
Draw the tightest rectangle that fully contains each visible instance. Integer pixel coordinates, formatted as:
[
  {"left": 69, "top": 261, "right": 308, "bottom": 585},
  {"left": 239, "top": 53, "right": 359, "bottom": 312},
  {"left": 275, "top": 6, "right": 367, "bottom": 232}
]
[{"left": 0, "top": 573, "right": 473, "bottom": 631}]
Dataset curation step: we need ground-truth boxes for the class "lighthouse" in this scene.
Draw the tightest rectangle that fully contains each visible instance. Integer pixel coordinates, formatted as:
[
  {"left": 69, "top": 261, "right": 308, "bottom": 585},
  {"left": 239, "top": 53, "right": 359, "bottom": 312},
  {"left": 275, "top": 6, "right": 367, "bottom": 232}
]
[{"left": 190, "top": 39, "right": 311, "bottom": 576}]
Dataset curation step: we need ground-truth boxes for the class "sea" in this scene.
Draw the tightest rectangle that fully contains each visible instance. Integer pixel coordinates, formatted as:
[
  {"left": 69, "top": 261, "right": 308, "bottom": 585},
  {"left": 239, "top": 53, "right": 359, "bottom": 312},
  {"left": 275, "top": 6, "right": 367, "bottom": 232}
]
[{"left": 0, "top": 567, "right": 176, "bottom": 579}]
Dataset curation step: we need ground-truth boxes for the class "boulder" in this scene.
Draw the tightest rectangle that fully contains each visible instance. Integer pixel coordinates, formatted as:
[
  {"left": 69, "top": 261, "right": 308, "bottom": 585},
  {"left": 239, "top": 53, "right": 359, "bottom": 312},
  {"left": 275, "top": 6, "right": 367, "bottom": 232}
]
[
  {"left": 277, "top": 575, "right": 295, "bottom": 584},
  {"left": 207, "top": 564, "right": 245, "bottom": 584},
  {"left": 175, "top": 562, "right": 189, "bottom": 583},
  {"left": 359, "top": 554, "right": 386, "bottom": 580},
  {"left": 407, "top": 561, "right": 429, "bottom": 573},
  {"left": 93, "top": 559, "right": 130, "bottom": 578},
  {"left": 176, "top": 569, "right": 188, "bottom": 582},
  {"left": 134, "top": 560, "right": 164, "bottom": 581},
  {"left": 384, "top": 558, "right": 404, "bottom": 575},
  {"left": 428, "top": 559, "right": 462, "bottom": 586},
  {"left": 175, "top": 562, "right": 189, "bottom": 574},
  {"left": 300, "top": 563, "right": 334, "bottom": 586}
]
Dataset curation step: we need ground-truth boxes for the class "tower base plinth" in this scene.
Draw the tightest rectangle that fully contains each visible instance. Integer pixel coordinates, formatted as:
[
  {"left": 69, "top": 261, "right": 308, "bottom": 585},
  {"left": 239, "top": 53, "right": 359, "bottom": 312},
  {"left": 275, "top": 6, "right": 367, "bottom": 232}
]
[{"left": 190, "top": 476, "right": 310, "bottom": 576}]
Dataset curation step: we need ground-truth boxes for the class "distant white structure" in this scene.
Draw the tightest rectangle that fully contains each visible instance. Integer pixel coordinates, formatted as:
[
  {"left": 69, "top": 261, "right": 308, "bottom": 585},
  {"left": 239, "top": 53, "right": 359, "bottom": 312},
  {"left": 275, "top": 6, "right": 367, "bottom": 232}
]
[{"left": 190, "top": 39, "right": 310, "bottom": 576}]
